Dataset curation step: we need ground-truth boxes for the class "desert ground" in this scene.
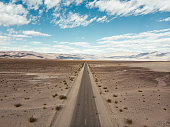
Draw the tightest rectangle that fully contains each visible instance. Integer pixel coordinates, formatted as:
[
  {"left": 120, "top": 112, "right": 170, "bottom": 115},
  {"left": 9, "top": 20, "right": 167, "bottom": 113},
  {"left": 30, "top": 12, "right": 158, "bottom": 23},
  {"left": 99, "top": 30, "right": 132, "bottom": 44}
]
[
  {"left": 88, "top": 61, "right": 170, "bottom": 127},
  {"left": 0, "top": 59, "right": 170, "bottom": 127},
  {"left": 0, "top": 59, "right": 84, "bottom": 127}
]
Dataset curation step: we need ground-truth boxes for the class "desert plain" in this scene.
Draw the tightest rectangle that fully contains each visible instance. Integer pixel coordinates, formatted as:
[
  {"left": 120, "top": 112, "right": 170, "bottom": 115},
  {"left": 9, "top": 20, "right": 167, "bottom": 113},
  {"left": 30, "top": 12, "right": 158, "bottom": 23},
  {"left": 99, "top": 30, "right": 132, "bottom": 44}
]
[
  {"left": 88, "top": 61, "right": 170, "bottom": 127},
  {"left": 0, "top": 59, "right": 83, "bottom": 127},
  {"left": 0, "top": 59, "right": 170, "bottom": 127}
]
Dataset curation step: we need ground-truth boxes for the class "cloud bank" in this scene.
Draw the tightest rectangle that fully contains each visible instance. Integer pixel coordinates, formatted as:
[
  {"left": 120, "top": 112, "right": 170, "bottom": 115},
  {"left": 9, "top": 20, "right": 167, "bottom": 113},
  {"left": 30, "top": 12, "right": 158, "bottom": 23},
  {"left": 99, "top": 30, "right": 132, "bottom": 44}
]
[{"left": 0, "top": 2, "right": 29, "bottom": 26}]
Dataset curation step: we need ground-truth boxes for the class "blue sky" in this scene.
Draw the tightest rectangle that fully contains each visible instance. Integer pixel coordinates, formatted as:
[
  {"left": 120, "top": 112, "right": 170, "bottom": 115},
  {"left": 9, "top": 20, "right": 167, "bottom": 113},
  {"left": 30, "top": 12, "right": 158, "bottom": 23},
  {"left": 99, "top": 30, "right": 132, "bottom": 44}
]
[{"left": 0, "top": 0, "right": 170, "bottom": 54}]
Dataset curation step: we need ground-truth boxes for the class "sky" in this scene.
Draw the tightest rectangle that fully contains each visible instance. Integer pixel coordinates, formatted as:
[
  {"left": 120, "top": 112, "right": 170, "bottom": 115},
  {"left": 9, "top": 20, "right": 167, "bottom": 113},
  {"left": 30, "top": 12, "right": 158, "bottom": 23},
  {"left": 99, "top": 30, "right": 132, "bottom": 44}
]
[{"left": 0, "top": 0, "right": 170, "bottom": 54}]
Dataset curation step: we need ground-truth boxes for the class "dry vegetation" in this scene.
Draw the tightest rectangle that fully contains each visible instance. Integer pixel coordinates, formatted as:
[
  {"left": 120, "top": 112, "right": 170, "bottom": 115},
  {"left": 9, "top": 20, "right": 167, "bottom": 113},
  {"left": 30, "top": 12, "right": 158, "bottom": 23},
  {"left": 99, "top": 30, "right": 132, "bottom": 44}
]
[
  {"left": 88, "top": 61, "right": 170, "bottom": 127},
  {"left": 0, "top": 59, "right": 84, "bottom": 127}
]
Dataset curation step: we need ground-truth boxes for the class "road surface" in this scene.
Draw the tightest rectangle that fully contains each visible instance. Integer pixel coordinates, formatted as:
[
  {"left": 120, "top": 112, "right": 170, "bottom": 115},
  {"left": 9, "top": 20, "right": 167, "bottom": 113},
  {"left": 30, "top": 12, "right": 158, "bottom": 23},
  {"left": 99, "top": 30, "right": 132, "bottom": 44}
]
[{"left": 70, "top": 63, "right": 101, "bottom": 127}]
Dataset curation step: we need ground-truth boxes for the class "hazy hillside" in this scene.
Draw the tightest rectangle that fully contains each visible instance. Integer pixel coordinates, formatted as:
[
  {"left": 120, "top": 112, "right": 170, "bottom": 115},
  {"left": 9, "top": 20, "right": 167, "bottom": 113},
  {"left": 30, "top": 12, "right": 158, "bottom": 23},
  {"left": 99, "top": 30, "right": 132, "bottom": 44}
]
[{"left": 0, "top": 51, "right": 170, "bottom": 61}]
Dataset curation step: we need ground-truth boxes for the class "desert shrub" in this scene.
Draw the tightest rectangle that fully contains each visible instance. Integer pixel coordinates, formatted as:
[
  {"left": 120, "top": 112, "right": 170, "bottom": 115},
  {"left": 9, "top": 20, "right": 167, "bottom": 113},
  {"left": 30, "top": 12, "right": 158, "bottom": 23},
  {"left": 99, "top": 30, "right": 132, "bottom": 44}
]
[
  {"left": 107, "top": 99, "right": 111, "bottom": 103},
  {"left": 119, "top": 109, "right": 123, "bottom": 112},
  {"left": 103, "top": 87, "right": 107, "bottom": 89},
  {"left": 29, "top": 116, "right": 37, "bottom": 123},
  {"left": 125, "top": 118, "right": 132, "bottom": 124},
  {"left": 95, "top": 78, "right": 98, "bottom": 82},
  {"left": 14, "top": 103, "right": 22, "bottom": 107},
  {"left": 163, "top": 108, "right": 167, "bottom": 111},
  {"left": 105, "top": 90, "right": 109, "bottom": 92},
  {"left": 52, "top": 93, "right": 58, "bottom": 98},
  {"left": 56, "top": 105, "right": 62, "bottom": 111},
  {"left": 138, "top": 90, "right": 143, "bottom": 92},
  {"left": 59, "top": 95, "right": 67, "bottom": 100},
  {"left": 124, "top": 107, "right": 128, "bottom": 110},
  {"left": 114, "top": 101, "right": 118, "bottom": 104},
  {"left": 113, "top": 94, "right": 118, "bottom": 97},
  {"left": 69, "top": 77, "right": 74, "bottom": 81}
]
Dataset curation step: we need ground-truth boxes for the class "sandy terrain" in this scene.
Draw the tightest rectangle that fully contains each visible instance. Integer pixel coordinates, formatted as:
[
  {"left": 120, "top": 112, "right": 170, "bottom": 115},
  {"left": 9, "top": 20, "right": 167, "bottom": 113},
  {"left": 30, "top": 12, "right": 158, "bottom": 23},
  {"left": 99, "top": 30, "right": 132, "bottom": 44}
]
[
  {"left": 88, "top": 61, "right": 170, "bottom": 127},
  {"left": 0, "top": 59, "right": 83, "bottom": 127}
]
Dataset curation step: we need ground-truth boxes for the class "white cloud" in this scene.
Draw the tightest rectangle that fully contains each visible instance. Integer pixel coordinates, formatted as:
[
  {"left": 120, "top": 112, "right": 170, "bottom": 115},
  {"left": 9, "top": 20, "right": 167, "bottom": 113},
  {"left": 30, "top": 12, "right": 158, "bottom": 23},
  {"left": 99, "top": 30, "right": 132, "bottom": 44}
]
[
  {"left": 96, "top": 16, "right": 107, "bottom": 23},
  {"left": 97, "top": 28, "right": 170, "bottom": 52},
  {"left": 53, "top": 12, "right": 96, "bottom": 28},
  {"left": 69, "top": 42, "right": 91, "bottom": 47},
  {"left": 75, "top": 0, "right": 84, "bottom": 5},
  {"left": 44, "top": 0, "right": 61, "bottom": 9},
  {"left": 23, "top": 30, "right": 51, "bottom": 36},
  {"left": 11, "top": 34, "right": 29, "bottom": 38},
  {"left": 44, "top": 0, "right": 84, "bottom": 10},
  {"left": 7, "top": 28, "right": 18, "bottom": 34},
  {"left": 31, "top": 41, "right": 42, "bottom": 44},
  {"left": 54, "top": 41, "right": 70, "bottom": 44},
  {"left": 22, "top": 0, "right": 43, "bottom": 10},
  {"left": 160, "top": 17, "right": 170, "bottom": 22},
  {"left": 0, "top": 2, "right": 29, "bottom": 26},
  {"left": 63, "top": 0, "right": 84, "bottom": 6},
  {"left": 87, "top": 0, "right": 170, "bottom": 16},
  {"left": 0, "top": 35, "right": 10, "bottom": 41},
  {"left": 98, "top": 28, "right": 170, "bottom": 41}
]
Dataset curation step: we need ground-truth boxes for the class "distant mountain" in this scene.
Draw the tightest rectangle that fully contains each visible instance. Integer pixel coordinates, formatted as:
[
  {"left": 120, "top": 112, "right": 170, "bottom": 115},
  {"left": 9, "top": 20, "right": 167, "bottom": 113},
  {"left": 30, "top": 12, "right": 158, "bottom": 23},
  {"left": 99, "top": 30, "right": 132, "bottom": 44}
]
[{"left": 0, "top": 51, "right": 170, "bottom": 61}]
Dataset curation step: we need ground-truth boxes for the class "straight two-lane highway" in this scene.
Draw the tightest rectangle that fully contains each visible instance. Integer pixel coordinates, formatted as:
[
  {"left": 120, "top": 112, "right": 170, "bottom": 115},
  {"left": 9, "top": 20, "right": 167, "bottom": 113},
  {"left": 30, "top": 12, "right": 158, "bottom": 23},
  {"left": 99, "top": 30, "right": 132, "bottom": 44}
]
[{"left": 70, "top": 63, "right": 101, "bottom": 127}]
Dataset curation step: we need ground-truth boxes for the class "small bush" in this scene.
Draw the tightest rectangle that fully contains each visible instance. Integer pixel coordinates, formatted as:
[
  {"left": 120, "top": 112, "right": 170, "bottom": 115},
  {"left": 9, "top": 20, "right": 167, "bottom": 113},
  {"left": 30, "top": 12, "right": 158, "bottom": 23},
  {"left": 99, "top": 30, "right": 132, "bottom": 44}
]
[
  {"left": 124, "top": 107, "right": 128, "bottom": 110},
  {"left": 29, "top": 116, "right": 37, "bottom": 123},
  {"left": 24, "top": 97, "right": 30, "bottom": 100},
  {"left": 69, "top": 77, "right": 74, "bottom": 81},
  {"left": 103, "top": 87, "right": 107, "bottom": 89},
  {"left": 52, "top": 93, "right": 58, "bottom": 98},
  {"left": 14, "top": 103, "right": 22, "bottom": 107},
  {"left": 59, "top": 95, "right": 67, "bottom": 100},
  {"left": 114, "top": 101, "right": 118, "bottom": 104},
  {"left": 119, "top": 109, "right": 123, "bottom": 112},
  {"left": 113, "top": 94, "right": 118, "bottom": 97},
  {"left": 95, "top": 78, "right": 98, "bottom": 82},
  {"left": 56, "top": 105, "right": 62, "bottom": 111},
  {"left": 105, "top": 90, "right": 109, "bottom": 92},
  {"left": 163, "top": 108, "right": 167, "bottom": 111},
  {"left": 107, "top": 99, "right": 111, "bottom": 103},
  {"left": 65, "top": 87, "right": 69, "bottom": 89},
  {"left": 125, "top": 118, "right": 132, "bottom": 124},
  {"left": 138, "top": 90, "right": 143, "bottom": 92}
]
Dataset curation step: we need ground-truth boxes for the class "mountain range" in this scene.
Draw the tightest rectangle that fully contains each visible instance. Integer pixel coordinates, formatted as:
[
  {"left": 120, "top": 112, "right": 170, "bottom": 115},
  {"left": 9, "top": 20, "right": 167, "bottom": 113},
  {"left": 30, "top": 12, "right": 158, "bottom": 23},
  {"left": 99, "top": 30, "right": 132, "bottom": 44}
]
[{"left": 0, "top": 51, "right": 170, "bottom": 61}]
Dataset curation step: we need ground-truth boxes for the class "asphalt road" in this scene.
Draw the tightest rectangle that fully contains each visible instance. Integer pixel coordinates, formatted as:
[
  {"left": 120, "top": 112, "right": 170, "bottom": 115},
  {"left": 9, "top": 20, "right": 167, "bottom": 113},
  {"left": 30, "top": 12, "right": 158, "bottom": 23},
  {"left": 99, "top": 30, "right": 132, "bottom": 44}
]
[{"left": 70, "top": 63, "right": 101, "bottom": 127}]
